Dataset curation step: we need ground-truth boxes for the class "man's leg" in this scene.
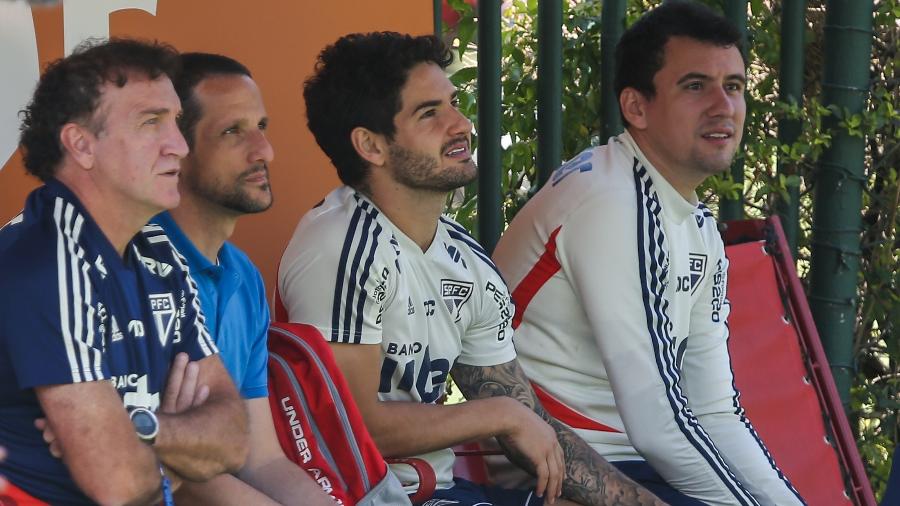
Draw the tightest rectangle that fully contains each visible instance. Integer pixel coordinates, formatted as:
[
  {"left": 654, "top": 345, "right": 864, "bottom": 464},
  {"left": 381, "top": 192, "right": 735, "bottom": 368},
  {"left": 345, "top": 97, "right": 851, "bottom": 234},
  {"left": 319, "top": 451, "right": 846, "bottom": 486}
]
[
  {"left": 612, "top": 461, "right": 705, "bottom": 506},
  {"left": 426, "top": 477, "right": 579, "bottom": 506}
]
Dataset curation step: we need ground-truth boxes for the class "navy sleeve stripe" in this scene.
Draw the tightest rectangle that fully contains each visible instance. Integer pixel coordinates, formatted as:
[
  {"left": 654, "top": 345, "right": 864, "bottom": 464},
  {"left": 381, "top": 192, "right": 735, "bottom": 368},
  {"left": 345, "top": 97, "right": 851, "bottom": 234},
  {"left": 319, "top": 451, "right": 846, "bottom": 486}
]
[
  {"left": 353, "top": 220, "right": 382, "bottom": 345},
  {"left": 633, "top": 163, "right": 760, "bottom": 506},
  {"left": 332, "top": 206, "right": 362, "bottom": 343},
  {"left": 332, "top": 200, "right": 382, "bottom": 344},
  {"left": 439, "top": 217, "right": 503, "bottom": 278},
  {"left": 439, "top": 217, "right": 489, "bottom": 258},
  {"left": 342, "top": 202, "right": 379, "bottom": 345}
]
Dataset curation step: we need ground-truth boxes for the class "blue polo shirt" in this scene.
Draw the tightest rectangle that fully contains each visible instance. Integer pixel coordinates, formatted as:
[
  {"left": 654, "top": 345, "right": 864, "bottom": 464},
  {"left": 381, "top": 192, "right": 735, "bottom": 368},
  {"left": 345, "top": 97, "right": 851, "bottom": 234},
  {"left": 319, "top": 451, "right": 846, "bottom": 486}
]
[
  {"left": 0, "top": 180, "right": 217, "bottom": 504},
  {"left": 155, "top": 212, "right": 269, "bottom": 399}
]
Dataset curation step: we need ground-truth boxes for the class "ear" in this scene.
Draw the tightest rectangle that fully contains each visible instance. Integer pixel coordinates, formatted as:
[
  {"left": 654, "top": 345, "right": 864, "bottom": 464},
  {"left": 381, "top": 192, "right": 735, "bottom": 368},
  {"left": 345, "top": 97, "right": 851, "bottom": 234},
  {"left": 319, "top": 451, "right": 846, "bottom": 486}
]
[
  {"left": 350, "top": 126, "right": 388, "bottom": 167},
  {"left": 619, "top": 88, "right": 650, "bottom": 130},
  {"left": 59, "top": 122, "right": 96, "bottom": 170}
]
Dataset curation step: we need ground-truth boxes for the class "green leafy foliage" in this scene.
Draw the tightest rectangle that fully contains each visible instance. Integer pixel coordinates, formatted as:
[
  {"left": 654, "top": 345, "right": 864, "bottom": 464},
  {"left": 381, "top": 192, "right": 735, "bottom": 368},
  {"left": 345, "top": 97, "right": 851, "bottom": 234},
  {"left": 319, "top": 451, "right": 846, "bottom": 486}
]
[{"left": 443, "top": 0, "right": 898, "bottom": 498}]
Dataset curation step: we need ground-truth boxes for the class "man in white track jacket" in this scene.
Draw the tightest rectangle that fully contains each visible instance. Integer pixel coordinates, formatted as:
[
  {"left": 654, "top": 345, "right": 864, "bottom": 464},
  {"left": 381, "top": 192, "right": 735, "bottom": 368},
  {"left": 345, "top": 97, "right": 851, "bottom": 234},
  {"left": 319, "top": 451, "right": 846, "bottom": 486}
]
[{"left": 493, "top": 2, "right": 806, "bottom": 505}]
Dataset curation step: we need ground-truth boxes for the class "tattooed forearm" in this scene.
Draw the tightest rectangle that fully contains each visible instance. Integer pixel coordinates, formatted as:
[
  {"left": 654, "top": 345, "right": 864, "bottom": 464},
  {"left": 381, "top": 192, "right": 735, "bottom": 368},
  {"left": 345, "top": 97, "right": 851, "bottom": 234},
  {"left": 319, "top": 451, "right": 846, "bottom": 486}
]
[
  {"left": 546, "top": 417, "right": 665, "bottom": 505},
  {"left": 451, "top": 360, "right": 535, "bottom": 405},
  {"left": 451, "top": 360, "right": 666, "bottom": 506}
]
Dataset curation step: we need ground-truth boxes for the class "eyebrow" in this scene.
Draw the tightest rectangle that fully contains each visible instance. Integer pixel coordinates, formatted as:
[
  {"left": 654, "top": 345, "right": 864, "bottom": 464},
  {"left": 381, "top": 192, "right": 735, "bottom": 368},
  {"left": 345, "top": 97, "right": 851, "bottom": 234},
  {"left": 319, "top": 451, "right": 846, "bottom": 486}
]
[
  {"left": 410, "top": 100, "right": 442, "bottom": 116},
  {"left": 676, "top": 72, "right": 747, "bottom": 85},
  {"left": 222, "top": 115, "right": 269, "bottom": 128},
  {"left": 410, "top": 91, "right": 459, "bottom": 116},
  {"left": 139, "top": 107, "right": 174, "bottom": 116}
]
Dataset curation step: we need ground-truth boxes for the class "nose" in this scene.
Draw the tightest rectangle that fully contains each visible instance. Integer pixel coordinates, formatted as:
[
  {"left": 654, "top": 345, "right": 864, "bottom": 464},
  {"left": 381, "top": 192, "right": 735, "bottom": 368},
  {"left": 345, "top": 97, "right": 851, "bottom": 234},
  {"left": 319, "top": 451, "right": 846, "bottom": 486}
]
[
  {"left": 165, "top": 120, "right": 189, "bottom": 159},
  {"left": 447, "top": 106, "right": 473, "bottom": 136},
  {"left": 248, "top": 129, "right": 275, "bottom": 164},
  {"left": 707, "top": 85, "right": 739, "bottom": 118}
]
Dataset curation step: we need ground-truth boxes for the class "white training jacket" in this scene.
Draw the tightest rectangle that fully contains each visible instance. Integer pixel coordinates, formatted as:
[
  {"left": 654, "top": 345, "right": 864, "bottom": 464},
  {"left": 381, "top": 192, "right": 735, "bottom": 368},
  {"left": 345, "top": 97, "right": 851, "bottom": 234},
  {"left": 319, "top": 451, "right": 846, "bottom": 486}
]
[{"left": 493, "top": 132, "right": 804, "bottom": 506}]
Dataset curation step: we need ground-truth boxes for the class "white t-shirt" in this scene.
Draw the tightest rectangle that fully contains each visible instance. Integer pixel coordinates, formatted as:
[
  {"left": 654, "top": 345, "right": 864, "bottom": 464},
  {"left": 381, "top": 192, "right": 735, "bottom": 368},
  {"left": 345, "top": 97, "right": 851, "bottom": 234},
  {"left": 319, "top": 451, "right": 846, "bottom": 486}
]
[
  {"left": 493, "top": 132, "right": 804, "bottom": 506},
  {"left": 278, "top": 186, "right": 517, "bottom": 490}
]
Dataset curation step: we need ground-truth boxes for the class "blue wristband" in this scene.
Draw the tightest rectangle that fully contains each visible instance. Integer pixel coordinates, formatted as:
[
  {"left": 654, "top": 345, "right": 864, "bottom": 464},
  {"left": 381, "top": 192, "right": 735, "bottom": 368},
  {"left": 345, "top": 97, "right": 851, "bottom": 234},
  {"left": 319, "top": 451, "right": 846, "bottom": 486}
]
[{"left": 160, "top": 466, "right": 174, "bottom": 506}]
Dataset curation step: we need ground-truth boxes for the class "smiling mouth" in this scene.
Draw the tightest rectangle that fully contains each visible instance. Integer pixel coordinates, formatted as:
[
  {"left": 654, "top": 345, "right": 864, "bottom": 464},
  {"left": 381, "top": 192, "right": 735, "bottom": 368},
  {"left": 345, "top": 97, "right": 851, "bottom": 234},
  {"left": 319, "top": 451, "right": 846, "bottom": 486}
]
[
  {"left": 701, "top": 124, "right": 736, "bottom": 141},
  {"left": 443, "top": 139, "right": 470, "bottom": 159}
]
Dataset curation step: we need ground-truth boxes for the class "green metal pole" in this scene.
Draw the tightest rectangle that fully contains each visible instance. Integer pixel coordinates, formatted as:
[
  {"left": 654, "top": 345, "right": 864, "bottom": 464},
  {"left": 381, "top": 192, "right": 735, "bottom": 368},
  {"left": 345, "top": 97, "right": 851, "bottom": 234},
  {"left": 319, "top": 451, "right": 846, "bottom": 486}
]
[
  {"left": 434, "top": 0, "right": 442, "bottom": 37},
  {"left": 719, "top": 0, "right": 748, "bottom": 221},
  {"left": 809, "top": 0, "right": 874, "bottom": 410},
  {"left": 776, "top": 0, "right": 805, "bottom": 258},
  {"left": 536, "top": 0, "right": 562, "bottom": 188},
  {"left": 600, "top": 0, "right": 625, "bottom": 142},
  {"left": 478, "top": 0, "right": 502, "bottom": 254}
]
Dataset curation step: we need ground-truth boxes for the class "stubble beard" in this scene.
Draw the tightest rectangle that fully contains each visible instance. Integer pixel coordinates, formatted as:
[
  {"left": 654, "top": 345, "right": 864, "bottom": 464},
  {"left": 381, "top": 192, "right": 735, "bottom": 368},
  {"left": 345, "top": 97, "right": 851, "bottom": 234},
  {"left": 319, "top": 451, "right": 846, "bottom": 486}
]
[
  {"left": 186, "top": 164, "right": 273, "bottom": 215},
  {"left": 388, "top": 143, "right": 477, "bottom": 194}
]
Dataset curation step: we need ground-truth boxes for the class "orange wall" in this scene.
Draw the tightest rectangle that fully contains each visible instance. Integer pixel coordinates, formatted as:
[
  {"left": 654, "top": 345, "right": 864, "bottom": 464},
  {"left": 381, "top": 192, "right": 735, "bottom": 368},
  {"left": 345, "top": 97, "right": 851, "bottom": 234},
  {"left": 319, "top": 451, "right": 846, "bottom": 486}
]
[{"left": 0, "top": 1, "right": 432, "bottom": 297}]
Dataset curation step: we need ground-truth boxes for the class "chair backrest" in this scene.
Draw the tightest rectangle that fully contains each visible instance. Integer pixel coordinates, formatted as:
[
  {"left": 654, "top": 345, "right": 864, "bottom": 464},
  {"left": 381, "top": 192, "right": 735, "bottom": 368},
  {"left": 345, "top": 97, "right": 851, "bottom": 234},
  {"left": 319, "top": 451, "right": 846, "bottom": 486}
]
[{"left": 724, "top": 217, "right": 876, "bottom": 506}]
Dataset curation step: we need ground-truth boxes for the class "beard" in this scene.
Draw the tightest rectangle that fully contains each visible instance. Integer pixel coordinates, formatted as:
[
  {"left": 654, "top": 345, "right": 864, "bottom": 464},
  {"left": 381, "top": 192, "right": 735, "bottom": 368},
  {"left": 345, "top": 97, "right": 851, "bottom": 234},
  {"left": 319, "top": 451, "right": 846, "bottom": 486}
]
[
  {"left": 185, "top": 163, "right": 273, "bottom": 214},
  {"left": 388, "top": 141, "right": 477, "bottom": 193}
]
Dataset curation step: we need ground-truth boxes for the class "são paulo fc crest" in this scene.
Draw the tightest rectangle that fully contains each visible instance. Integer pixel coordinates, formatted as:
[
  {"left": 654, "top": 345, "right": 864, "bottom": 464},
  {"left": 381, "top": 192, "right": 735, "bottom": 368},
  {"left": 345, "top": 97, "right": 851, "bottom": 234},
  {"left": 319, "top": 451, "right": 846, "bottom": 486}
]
[
  {"left": 688, "top": 253, "right": 708, "bottom": 295},
  {"left": 441, "top": 279, "right": 473, "bottom": 323},
  {"left": 149, "top": 293, "right": 176, "bottom": 346}
]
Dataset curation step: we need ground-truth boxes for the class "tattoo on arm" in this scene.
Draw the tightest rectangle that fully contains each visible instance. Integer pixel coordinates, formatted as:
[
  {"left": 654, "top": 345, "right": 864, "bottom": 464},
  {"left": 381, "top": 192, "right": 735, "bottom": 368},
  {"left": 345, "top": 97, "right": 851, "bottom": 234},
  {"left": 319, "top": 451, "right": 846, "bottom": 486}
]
[{"left": 451, "top": 360, "right": 664, "bottom": 506}]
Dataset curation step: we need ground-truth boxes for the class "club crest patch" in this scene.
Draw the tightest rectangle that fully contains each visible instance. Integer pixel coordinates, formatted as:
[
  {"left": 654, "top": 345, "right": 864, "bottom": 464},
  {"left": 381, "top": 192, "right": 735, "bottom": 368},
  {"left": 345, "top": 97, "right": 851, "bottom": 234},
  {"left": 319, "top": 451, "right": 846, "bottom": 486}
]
[
  {"left": 441, "top": 279, "right": 473, "bottom": 323},
  {"left": 149, "top": 293, "right": 176, "bottom": 346},
  {"left": 688, "top": 253, "right": 708, "bottom": 295}
]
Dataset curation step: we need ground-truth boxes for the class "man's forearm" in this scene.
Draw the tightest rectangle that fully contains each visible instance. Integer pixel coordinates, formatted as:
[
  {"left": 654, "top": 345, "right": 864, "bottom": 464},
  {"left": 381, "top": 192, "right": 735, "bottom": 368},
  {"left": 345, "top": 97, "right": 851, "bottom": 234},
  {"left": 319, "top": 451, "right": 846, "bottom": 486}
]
[
  {"left": 156, "top": 394, "right": 248, "bottom": 480},
  {"left": 543, "top": 413, "right": 665, "bottom": 506},
  {"left": 452, "top": 361, "right": 664, "bottom": 506},
  {"left": 328, "top": 342, "right": 523, "bottom": 458},
  {"left": 172, "top": 455, "right": 336, "bottom": 506},
  {"left": 238, "top": 456, "right": 337, "bottom": 506},
  {"left": 174, "top": 474, "right": 281, "bottom": 506},
  {"left": 365, "top": 396, "right": 520, "bottom": 457}
]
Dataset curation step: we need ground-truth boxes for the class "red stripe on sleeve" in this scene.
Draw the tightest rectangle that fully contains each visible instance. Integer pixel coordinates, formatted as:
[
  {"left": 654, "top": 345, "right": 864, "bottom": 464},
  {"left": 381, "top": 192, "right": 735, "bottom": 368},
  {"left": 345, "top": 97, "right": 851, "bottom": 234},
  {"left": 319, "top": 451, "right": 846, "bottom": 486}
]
[
  {"left": 532, "top": 382, "right": 621, "bottom": 433},
  {"left": 510, "top": 226, "right": 563, "bottom": 329}
]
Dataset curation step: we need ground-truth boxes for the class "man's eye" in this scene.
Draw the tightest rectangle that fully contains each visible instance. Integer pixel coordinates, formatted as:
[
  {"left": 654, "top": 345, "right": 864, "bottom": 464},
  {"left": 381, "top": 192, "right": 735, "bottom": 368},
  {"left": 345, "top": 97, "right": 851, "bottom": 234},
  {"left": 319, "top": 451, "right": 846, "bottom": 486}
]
[
  {"left": 421, "top": 109, "right": 436, "bottom": 118},
  {"left": 223, "top": 126, "right": 240, "bottom": 135},
  {"left": 143, "top": 117, "right": 159, "bottom": 126},
  {"left": 686, "top": 82, "right": 702, "bottom": 90}
]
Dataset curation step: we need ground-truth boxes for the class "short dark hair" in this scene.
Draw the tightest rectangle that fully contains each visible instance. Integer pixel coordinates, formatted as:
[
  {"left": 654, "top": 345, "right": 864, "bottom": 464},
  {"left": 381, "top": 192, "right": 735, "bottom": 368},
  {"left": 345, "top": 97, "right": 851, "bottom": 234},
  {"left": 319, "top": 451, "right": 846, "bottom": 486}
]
[
  {"left": 614, "top": 1, "right": 745, "bottom": 123},
  {"left": 173, "top": 53, "right": 252, "bottom": 149},
  {"left": 18, "top": 38, "right": 180, "bottom": 182},
  {"left": 303, "top": 32, "right": 453, "bottom": 188}
]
